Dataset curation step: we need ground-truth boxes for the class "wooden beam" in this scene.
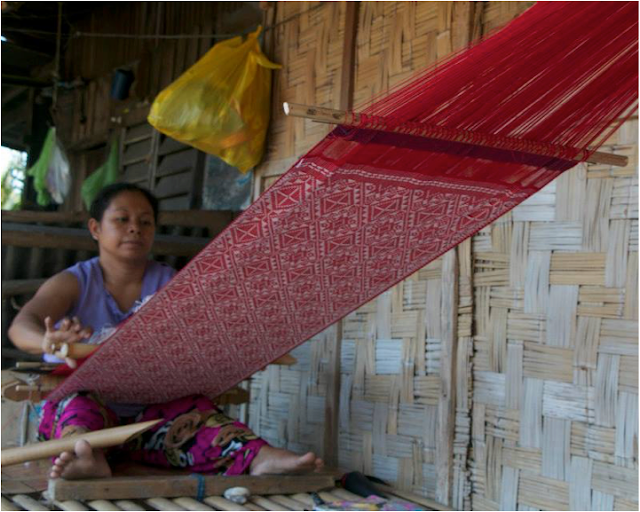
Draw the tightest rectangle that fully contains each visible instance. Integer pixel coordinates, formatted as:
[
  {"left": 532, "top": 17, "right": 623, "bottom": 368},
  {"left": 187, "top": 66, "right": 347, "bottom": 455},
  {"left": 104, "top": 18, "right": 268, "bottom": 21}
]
[
  {"left": 323, "top": 323, "right": 341, "bottom": 468},
  {"left": 1, "top": 210, "right": 87, "bottom": 224},
  {"left": 322, "top": 1, "right": 360, "bottom": 470},
  {"left": 2, "top": 278, "right": 47, "bottom": 299},
  {"left": 282, "top": 102, "right": 628, "bottom": 167},
  {"left": 157, "top": 210, "right": 234, "bottom": 231},
  {"left": 2, "top": 223, "right": 209, "bottom": 257},
  {"left": 0, "top": 210, "right": 235, "bottom": 232},
  {"left": 47, "top": 474, "right": 335, "bottom": 501},
  {"left": 435, "top": 250, "right": 458, "bottom": 506},
  {"left": 66, "top": 131, "right": 110, "bottom": 152},
  {"left": 338, "top": 1, "right": 359, "bottom": 112}
]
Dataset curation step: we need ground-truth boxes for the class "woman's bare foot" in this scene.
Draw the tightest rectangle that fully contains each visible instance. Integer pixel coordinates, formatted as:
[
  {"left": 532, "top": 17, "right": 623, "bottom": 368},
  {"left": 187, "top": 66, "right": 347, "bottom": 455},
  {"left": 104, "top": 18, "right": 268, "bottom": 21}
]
[
  {"left": 49, "top": 440, "right": 112, "bottom": 480},
  {"left": 250, "top": 445, "right": 324, "bottom": 475}
]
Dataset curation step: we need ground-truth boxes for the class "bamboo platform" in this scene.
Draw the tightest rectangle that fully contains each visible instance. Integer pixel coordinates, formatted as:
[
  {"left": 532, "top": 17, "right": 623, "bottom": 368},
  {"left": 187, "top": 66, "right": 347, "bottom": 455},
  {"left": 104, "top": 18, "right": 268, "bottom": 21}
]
[
  {"left": 0, "top": 489, "right": 436, "bottom": 511},
  {"left": 0, "top": 461, "right": 440, "bottom": 511}
]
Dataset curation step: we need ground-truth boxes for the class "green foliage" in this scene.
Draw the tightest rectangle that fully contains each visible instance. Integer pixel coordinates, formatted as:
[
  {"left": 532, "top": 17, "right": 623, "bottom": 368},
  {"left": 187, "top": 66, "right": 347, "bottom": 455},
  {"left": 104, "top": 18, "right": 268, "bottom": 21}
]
[{"left": 1, "top": 149, "right": 27, "bottom": 210}]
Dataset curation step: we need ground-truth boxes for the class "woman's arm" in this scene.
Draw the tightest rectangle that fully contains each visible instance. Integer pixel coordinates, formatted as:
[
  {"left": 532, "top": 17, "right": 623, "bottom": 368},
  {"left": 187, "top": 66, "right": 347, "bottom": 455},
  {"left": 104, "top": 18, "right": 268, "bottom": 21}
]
[{"left": 8, "top": 271, "right": 87, "bottom": 356}]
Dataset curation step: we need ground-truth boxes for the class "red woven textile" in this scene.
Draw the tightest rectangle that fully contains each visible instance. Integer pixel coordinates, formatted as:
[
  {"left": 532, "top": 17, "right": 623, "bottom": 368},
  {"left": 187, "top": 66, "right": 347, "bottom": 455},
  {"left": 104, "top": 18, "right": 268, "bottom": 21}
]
[{"left": 49, "top": 2, "right": 637, "bottom": 404}]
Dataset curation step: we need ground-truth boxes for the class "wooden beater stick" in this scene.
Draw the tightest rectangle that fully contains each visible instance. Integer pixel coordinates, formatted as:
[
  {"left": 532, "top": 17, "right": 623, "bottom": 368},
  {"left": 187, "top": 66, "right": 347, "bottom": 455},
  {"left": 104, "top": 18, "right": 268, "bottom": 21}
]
[
  {"left": 283, "top": 102, "right": 628, "bottom": 167},
  {"left": 1, "top": 419, "right": 162, "bottom": 466}
]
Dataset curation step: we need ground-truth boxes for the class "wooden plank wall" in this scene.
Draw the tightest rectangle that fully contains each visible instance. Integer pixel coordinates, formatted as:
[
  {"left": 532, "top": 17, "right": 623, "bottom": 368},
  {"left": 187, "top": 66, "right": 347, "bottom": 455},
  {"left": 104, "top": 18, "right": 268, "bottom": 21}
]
[
  {"left": 250, "top": 2, "right": 637, "bottom": 510},
  {"left": 56, "top": 3, "right": 220, "bottom": 149},
  {"left": 63, "top": 3, "right": 220, "bottom": 80},
  {"left": 56, "top": 2, "right": 260, "bottom": 149}
]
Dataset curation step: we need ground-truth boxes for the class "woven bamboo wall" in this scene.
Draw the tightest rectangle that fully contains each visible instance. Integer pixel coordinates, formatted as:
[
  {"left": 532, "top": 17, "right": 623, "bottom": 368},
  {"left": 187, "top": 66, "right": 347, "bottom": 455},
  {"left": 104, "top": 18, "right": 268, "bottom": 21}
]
[
  {"left": 470, "top": 118, "right": 639, "bottom": 511},
  {"left": 250, "top": 2, "right": 637, "bottom": 510},
  {"left": 248, "top": 0, "right": 347, "bottom": 456}
]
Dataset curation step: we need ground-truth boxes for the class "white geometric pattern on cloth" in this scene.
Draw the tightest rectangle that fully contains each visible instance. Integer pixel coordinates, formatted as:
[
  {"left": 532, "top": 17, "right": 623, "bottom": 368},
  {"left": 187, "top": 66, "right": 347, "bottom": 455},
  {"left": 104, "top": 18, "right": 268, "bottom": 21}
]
[{"left": 49, "top": 154, "right": 560, "bottom": 404}]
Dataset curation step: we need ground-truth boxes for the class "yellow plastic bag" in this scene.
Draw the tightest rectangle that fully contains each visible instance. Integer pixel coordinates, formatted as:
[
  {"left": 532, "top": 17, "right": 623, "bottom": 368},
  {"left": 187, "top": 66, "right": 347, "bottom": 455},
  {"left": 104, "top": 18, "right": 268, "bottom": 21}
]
[{"left": 148, "top": 27, "right": 280, "bottom": 173}]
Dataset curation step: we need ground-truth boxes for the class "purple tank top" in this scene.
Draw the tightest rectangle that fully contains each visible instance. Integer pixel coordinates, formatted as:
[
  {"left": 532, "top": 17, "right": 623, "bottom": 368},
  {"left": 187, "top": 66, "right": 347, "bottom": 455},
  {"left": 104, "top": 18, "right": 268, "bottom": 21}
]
[{"left": 44, "top": 257, "right": 175, "bottom": 363}]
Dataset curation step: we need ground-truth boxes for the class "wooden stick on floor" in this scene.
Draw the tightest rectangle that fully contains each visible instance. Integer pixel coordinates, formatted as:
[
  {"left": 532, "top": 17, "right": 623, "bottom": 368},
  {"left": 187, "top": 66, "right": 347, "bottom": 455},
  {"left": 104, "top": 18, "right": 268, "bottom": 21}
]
[
  {"left": 283, "top": 102, "right": 628, "bottom": 167},
  {"left": 1, "top": 420, "right": 162, "bottom": 466}
]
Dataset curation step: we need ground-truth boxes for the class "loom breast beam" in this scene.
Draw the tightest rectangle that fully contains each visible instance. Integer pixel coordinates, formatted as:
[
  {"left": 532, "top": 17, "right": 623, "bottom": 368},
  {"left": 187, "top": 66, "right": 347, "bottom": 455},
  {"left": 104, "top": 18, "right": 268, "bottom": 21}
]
[
  {"left": 0, "top": 420, "right": 161, "bottom": 466},
  {"left": 282, "top": 102, "right": 628, "bottom": 167},
  {"left": 56, "top": 342, "right": 297, "bottom": 366},
  {"left": 3, "top": 373, "right": 251, "bottom": 405}
]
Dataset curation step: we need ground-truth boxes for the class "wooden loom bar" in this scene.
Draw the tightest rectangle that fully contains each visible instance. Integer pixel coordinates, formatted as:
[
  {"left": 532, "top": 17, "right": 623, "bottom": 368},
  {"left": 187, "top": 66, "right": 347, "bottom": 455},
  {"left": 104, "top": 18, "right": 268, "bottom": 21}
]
[
  {"left": 55, "top": 343, "right": 297, "bottom": 367},
  {"left": 1, "top": 420, "right": 162, "bottom": 466},
  {"left": 47, "top": 474, "right": 335, "bottom": 501},
  {"left": 283, "top": 102, "right": 628, "bottom": 167},
  {"left": 2, "top": 374, "right": 251, "bottom": 406}
]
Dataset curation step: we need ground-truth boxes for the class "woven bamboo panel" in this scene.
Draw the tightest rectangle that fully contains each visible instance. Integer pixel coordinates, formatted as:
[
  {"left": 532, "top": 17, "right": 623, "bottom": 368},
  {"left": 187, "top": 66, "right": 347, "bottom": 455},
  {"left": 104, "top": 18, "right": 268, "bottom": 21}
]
[
  {"left": 251, "top": 2, "right": 637, "bottom": 510},
  {"left": 248, "top": 0, "right": 347, "bottom": 458},
  {"left": 470, "top": 116, "right": 639, "bottom": 511},
  {"left": 251, "top": 2, "right": 488, "bottom": 508},
  {"left": 259, "top": 2, "right": 346, "bottom": 180}
]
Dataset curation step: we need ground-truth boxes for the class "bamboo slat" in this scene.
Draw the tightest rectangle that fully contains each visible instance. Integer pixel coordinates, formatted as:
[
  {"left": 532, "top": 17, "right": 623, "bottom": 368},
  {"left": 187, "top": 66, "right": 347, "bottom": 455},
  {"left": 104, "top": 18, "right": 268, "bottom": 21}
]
[
  {"left": 86, "top": 500, "right": 122, "bottom": 511},
  {"left": 0, "top": 496, "right": 21, "bottom": 511},
  {"left": 10, "top": 494, "right": 49, "bottom": 511}
]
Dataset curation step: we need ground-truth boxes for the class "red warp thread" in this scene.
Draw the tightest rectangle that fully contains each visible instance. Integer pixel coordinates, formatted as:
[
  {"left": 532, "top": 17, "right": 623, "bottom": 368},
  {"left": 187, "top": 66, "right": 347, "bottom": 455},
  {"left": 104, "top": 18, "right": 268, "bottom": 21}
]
[{"left": 49, "top": 2, "right": 638, "bottom": 404}]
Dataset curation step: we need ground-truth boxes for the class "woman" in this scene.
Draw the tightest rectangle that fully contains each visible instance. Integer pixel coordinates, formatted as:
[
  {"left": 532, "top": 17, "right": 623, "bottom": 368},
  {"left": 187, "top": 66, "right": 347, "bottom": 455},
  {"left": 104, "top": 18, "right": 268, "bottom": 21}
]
[{"left": 9, "top": 183, "right": 323, "bottom": 479}]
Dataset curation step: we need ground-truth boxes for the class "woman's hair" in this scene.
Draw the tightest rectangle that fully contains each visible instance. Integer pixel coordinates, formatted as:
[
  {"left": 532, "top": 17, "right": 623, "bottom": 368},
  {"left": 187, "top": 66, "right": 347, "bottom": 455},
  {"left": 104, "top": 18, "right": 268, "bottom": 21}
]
[{"left": 89, "top": 183, "right": 159, "bottom": 222}]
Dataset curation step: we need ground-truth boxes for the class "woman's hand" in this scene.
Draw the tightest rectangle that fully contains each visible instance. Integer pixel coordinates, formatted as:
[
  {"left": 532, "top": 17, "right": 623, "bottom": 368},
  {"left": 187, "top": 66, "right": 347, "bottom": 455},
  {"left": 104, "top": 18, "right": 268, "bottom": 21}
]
[{"left": 42, "top": 316, "right": 93, "bottom": 369}]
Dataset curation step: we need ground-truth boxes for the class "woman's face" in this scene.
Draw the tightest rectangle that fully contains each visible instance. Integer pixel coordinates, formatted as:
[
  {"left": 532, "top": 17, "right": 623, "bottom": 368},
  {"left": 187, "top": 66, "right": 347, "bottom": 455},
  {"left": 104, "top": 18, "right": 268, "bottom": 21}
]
[{"left": 89, "top": 191, "right": 156, "bottom": 262}]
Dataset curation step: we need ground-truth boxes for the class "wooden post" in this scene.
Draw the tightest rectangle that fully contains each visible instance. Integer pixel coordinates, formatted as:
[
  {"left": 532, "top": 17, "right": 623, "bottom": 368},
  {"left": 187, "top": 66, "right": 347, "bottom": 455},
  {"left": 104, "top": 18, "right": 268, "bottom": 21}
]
[
  {"left": 339, "top": 1, "right": 360, "bottom": 113},
  {"left": 436, "top": 250, "right": 458, "bottom": 505},
  {"left": 323, "top": 0, "right": 360, "bottom": 468}
]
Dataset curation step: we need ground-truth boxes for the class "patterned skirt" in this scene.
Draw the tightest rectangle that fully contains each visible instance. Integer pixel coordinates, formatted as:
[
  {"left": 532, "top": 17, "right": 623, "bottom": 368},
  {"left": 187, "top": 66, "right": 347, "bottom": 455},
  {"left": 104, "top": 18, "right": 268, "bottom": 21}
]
[{"left": 39, "top": 393, "right": 268, "bottom": 475}]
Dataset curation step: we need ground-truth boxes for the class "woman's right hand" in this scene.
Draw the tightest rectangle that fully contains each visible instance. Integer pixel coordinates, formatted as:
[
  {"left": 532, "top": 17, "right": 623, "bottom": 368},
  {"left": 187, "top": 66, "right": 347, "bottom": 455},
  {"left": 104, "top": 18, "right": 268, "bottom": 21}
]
[{"left": 43, "top": 316, "right": 93, "bottom": 369}]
